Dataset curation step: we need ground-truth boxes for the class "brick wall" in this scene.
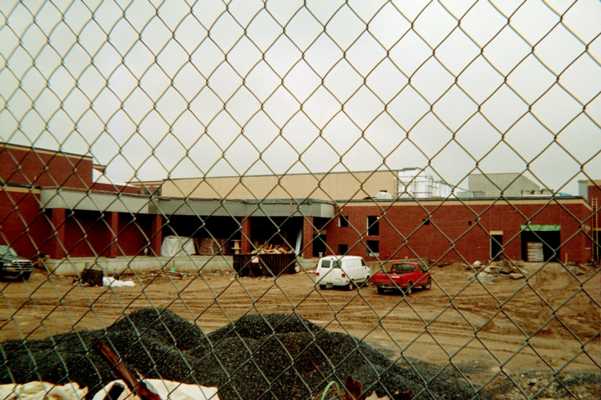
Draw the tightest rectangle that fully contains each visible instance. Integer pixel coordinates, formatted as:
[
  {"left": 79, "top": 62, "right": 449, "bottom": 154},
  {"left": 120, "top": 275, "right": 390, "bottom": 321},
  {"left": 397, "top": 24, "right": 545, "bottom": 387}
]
[
  {"left": 117, "top": 214, "right": 154, "bottom": 256},
  {"left": 90, "top": 182, "right": 142, "bottom": 194},
  {"left": 64, "top": 210, "right": 111, "bottom": 257},
  {"left": 0, "top": 144, "right": 93, "bottom": 189},
  {"left": 588, "top": 184, "right": 601, "bottom": 206},
  {"left": 327, "top": 200, "right": 591, "bottom": 264},
  {"left": 0, "top": 188, "right": 52, "bottom": 258}
]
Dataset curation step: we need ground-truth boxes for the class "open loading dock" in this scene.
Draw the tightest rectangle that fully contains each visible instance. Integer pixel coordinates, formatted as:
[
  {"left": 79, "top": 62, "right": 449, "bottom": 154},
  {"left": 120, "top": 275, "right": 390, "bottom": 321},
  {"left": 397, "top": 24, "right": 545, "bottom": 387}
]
[{"left": 521, "top": 225, "right": 561, "bottom": 262}]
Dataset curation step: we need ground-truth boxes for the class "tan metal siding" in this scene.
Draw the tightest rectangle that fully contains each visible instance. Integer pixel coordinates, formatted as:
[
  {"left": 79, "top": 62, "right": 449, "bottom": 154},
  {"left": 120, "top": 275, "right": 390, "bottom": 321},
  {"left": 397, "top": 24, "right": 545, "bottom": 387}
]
[{"left": 160, "top": 171, "right": 398, "bottom": 200}]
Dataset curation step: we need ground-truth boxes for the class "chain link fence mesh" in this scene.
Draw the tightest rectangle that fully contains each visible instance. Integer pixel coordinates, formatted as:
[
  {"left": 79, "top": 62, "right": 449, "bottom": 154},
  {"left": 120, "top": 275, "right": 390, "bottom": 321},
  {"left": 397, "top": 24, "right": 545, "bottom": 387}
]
[{"left": 1, "top": 0, "right": 600, "bottom": 399}]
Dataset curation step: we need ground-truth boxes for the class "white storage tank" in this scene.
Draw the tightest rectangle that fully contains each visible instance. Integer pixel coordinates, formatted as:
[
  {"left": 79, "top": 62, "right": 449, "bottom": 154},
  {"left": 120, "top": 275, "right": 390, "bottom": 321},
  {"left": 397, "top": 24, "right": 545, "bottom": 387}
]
[
  {"left": 375, "top": 189, "right": 394, "bottom": 200},
  {"left": 398, "top": 168, "right": 434, "bottom": 198}
]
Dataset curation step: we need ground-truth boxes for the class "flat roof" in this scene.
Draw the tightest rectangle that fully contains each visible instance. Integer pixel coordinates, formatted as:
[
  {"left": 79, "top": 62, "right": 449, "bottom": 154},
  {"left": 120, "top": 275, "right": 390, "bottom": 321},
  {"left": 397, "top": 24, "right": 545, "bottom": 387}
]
[
  {"left": 32, "top": 178, "right": 592, "bottom": 215},
  {"left": 132, "top": 169, "right": 400, "bottom": 183},
  {"left": 579, "top": 179, "right": 601, "bottom": 185},
  {"left": 0, "top": 142, "right": 93, "bottom": 159},
  {"left": 341, "top": 196, "right": 591, "bottom": 210}
]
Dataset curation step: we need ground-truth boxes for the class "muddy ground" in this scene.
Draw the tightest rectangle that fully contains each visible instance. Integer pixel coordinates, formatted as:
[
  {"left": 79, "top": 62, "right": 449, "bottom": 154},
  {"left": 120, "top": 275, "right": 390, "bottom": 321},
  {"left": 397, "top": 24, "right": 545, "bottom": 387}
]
[{"left": 1, "top": 262, "right": 599, "bottom": 397}]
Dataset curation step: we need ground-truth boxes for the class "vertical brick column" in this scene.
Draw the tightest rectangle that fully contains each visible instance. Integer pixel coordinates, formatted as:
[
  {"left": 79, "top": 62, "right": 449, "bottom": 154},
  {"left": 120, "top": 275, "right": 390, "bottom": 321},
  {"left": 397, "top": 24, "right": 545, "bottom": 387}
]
[
  {"left": 108, "top": 212, "right": 119, "bottom": 258},
  {"left": 151, "top": 214, "right": 163, "bottom": 256},
  {"left": 302, "top": 216, "right": 313, "bottom": 259},
  {"left": 241, "top": 217, "right": 252, "bottom": 254},
  {"left": 51, "top": 208, "right": 66, "bottom": 259}
]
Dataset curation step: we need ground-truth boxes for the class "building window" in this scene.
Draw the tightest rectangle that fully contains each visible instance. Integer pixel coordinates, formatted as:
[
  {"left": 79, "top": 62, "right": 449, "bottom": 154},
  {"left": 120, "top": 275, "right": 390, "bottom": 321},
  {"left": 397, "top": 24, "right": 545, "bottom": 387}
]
[
  {"left": 367, "top": 216, "right": 379, "bottom": 235},
  {"left": 367, "top": 240, "right": 379, "bottom": 257},
  {"left": 338, "top": 244, "right": 348, "bottom": 254},
  {"left": 338, "top": 215, "right": 349, "bottom": 228}
]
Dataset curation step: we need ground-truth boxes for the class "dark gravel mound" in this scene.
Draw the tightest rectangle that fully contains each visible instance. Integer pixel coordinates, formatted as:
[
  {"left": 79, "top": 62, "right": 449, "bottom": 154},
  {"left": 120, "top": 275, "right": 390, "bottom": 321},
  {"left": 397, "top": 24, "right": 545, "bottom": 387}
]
[{"left": 0, "top": 308, "right": 484, "bottom": 400}]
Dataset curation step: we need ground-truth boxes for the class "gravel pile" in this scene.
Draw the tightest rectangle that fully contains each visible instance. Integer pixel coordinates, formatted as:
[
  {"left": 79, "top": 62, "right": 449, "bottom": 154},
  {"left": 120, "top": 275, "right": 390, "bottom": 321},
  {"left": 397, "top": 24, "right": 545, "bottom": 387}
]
[
  {"left": 1, "top": 308, "right": 482, "bottom": 399},
  {"left": 488, "top": 370, "right": 601, "bottom": 400}
]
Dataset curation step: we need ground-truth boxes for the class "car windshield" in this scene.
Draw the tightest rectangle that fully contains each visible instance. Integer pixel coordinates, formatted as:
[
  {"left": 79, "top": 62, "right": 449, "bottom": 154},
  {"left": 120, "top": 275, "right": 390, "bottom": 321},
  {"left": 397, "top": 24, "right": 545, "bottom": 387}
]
[
  {"left": 321, "top": 259, "right": 341, "bottom": 268},
  {"left": 0, "top": 246, "right": 17, "bottom": 258},
  {"left": 391, "top": 264, "right": 415, "bottom": 273}
]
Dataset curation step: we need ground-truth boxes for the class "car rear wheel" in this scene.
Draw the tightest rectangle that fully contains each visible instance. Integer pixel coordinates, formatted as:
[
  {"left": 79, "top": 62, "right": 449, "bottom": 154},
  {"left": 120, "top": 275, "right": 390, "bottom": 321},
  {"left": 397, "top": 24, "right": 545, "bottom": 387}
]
[
  {"left": 319, "top": 284, "right": 326, "bottom": 290},
  {"left": 377, "top": 286, "right": 385, "bottom": 294}
]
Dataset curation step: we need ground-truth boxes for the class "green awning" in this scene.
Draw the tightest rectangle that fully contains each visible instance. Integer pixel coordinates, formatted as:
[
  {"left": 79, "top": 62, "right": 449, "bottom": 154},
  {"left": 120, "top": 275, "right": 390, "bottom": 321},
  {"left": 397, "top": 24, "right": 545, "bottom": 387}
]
[{"left": 521, "top": 224, "right": 560, "bottom": 232}]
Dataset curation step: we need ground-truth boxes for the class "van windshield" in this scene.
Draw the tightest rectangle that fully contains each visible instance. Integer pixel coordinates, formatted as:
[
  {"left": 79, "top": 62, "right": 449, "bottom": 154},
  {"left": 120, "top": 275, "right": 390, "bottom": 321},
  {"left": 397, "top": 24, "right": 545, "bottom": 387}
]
[{"left": 321, "top": 260, "right": 341, "bottom": 268}]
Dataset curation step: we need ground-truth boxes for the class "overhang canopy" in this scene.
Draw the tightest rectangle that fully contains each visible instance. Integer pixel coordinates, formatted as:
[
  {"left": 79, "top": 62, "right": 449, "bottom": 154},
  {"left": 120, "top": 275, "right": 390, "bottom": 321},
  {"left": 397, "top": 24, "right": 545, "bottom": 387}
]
[
  {"left": 41, "top": 189, "right": 151, "bottom": 214},
  {"left": 152, "top": 198, "right": 335, "bottom": 218},
  {"left": 40, "top": 189, "right": 335, "bottom": 218}
]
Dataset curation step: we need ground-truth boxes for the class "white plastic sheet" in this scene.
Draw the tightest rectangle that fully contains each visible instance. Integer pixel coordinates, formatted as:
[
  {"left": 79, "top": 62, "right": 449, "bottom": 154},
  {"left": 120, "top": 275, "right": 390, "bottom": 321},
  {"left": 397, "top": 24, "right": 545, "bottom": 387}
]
[
  {"left": 160, "top": 236, "right": 196, "bottom": 257},
  {"left": 0, "top": 382, "right": 87, "bottom": 400},
  {"left": 102, "top": 277, "right": 135, "bottom": 288},
  {"left": 91, "top": 379, "right": 218, "bottom": 400}
]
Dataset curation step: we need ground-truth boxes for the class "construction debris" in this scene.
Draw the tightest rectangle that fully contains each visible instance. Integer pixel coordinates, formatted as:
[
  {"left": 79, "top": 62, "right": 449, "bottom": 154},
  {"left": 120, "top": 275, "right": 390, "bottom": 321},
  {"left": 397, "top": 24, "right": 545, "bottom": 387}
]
[
  {"left": 81, "top": 268, "right": 104, "bottom": 287},
  {"left": 251, "top": 243, "right": 293, "bottom": 254},
  {"left": 0, "top": 309, "right": 481, "bottom": 400},
  {"left": 468, "top": 260, "right": 527, "bottom": 283}
]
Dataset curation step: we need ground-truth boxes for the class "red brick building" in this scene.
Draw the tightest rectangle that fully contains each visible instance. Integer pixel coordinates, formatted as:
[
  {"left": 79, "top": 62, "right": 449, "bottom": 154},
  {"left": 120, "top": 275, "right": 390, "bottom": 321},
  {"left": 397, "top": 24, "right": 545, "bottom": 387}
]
[
  {"left": 322, "top": 199, "right": 592, "bottom": 264},
  {"left": 0, "top": 143, "right": 598, "bottom": 264}
]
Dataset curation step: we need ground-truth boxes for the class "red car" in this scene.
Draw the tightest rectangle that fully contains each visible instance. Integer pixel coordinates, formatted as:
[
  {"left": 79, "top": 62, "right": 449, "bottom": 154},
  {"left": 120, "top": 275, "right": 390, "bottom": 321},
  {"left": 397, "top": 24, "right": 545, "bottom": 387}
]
[{"left": 370, "top": 261, "right": 432, "bottom": 294}]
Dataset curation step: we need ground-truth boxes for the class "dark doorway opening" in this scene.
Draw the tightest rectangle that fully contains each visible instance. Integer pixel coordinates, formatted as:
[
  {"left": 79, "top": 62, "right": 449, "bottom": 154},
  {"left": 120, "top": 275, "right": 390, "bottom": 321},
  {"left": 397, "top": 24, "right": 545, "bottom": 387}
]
[
  {"left": 313, "top": 234, "right": 327, "bottom": 257},
  {"left": 520, "top": 229, "right": 560, "bottom": 262},
  {"left": 490, "top": 234, "right": 503, "bottom": 261},
  {"left": 312, "top": 217, "right": 329, "bottom": 257}
]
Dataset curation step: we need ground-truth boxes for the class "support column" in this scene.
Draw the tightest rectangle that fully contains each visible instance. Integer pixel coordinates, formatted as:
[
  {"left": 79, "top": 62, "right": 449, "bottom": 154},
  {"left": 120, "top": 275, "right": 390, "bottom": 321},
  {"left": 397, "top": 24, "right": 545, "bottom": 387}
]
[
  {"left": 241, "top": 217, "right": 252, "bottom": 254},
  {"left": 151, "top": 214, "right": 163, "bottom": 256},
  {"left": 50, "top": 208, "right": 66, "bottom": 259},
  {"left": 302, "top": 216, "right": 313, "bottom": 259},
  {"left": 108, "top": 212, "right": 119, "bottom": 258}
]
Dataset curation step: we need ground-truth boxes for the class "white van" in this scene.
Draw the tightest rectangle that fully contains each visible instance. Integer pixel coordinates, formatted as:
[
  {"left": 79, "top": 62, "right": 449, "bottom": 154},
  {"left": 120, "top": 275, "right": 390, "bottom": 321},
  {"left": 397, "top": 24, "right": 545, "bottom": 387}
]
[{"left": 315, "top": 255, "right": 371, "bottom": 290}]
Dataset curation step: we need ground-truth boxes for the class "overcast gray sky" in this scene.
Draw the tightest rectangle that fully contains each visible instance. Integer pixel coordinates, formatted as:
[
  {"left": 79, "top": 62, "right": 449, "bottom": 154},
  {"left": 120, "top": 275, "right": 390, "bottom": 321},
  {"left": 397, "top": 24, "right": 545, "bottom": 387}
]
[{"left": 1, "top": 0, "right": 600, "bottom": 194}]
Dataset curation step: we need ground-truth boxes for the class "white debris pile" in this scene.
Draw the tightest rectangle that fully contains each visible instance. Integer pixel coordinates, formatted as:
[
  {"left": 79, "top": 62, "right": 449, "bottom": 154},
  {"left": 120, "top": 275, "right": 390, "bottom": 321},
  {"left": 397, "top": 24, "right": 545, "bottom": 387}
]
[
  {"left": 92, "top": 379, "right": 218, "bottom": 400},
  {"left": 102, "top": 276, "right": 135, "bottom": 288},
  {"left": 467, "top": 260, "right": 527, "bottom": 283},
  {"left": 0, "top": 382, "right": 87, "bottom": 400}
]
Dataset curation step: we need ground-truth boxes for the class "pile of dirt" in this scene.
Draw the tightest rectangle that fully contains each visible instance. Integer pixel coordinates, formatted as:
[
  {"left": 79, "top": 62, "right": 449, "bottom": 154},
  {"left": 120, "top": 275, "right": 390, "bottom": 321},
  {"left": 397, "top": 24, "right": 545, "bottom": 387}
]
[{"left": 0, "top": 308, "right": 484, "bottom": 400}]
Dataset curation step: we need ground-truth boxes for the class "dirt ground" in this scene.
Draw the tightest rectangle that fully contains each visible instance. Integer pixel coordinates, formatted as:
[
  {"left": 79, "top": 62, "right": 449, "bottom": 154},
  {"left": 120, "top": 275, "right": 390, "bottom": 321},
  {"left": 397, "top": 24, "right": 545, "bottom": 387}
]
[{"left": 1, "top": 262, "right": 599, "bottom": 391}]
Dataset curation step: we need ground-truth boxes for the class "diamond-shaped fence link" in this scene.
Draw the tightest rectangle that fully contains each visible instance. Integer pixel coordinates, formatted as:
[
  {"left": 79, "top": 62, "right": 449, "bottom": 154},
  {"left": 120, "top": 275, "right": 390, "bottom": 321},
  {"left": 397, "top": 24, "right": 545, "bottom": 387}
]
[{"left": 1, "top": 0, "right": 600, "bottom": 399}]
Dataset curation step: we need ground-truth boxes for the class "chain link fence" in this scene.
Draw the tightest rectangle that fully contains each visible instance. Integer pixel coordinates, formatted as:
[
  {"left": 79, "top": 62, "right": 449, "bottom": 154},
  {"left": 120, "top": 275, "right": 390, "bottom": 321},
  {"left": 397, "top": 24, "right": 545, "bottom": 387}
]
[{"left": 1, "top": 0, "right": 600, "bottom": 399}]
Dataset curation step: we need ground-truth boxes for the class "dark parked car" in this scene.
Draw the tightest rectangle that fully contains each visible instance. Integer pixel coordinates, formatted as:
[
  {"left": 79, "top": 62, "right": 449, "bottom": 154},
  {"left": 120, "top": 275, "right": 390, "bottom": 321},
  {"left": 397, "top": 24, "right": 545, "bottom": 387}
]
[{"left": 0, "top": 245, "right": 33, "bottom": 280}]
